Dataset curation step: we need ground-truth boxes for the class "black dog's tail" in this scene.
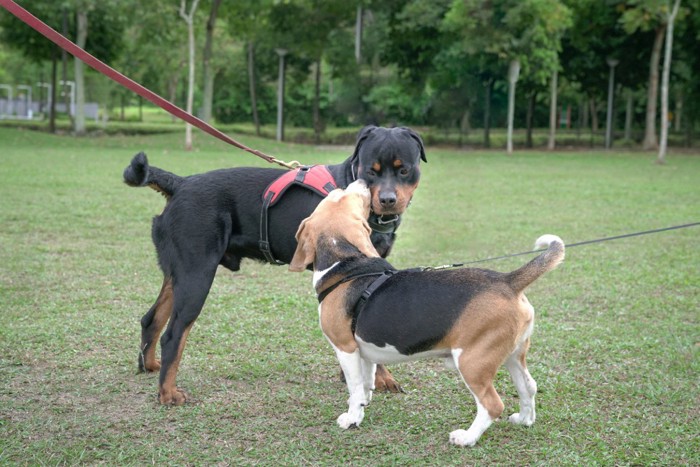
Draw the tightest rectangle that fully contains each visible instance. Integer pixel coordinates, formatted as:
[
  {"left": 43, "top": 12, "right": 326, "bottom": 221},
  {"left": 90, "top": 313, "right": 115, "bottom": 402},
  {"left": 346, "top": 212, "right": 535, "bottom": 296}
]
[
  {"left": 123, "top": 152, "right": 183, "bottom": 198},
  {"left": 506, "top": 234, "right": 565, "bottom": 293}
]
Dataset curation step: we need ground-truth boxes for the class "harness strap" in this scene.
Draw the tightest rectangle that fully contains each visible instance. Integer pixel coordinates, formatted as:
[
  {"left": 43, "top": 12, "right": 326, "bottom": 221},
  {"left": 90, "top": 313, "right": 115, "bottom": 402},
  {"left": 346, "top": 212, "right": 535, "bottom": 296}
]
[
  {"left": 316, "top": 270, "right": 390, "bottom": 303},
  {"left": 259, "top": 191, "right": 281, "bottom": 265},
  {"left": 353, "top": 270, "right": 396, "bottom": 315},
  {"left": 260, "top": 165, "right": 337, "bottom": 265}
]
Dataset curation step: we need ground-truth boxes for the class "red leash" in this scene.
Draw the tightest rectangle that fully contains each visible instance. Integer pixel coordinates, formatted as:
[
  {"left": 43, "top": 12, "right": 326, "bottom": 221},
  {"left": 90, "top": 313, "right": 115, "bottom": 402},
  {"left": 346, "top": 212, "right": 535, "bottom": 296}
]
[{"left": 0, "top": 0, "right": 297, "bottom": 168}]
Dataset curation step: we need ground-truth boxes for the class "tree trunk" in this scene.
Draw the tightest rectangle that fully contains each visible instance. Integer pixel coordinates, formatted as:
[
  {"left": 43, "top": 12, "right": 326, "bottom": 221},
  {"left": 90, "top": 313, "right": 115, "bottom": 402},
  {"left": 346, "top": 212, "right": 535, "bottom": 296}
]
[
  {"left": 247, "top": 42, "right": 260, "bottom": 136},
  {"left": 643, "top": 26, "right": 665, "bottom": 150},
  {"left": 624, "top": 90, "right": 633, "bottom": 141},
  {"left": 483, "top": 78, "right": 493, "bottom": 148},
  {"left": 526, "top": 91, "right": 536, "bottom": 149},
  {"left": 61, "top": 8, "right": 73, "bottom": 127},
  {"left": 168, "top": 73, "right": 179, "bottom": 123},
  {"left": 548, "top": 69, "right": 558, "bottom": 150},
  {"left": 276, "top": 49, "right": 287, "bottom": 142},
  {"left": 74, "top": 10, "right": 88, "bottom": 135},
  {"left": 313, "top": 59, "right": 322, "bottom": 144},
  {"left": 658, "top": 0, "right": 681, "bottom": 164},
  {"left": 201, "top": 0, "right": 221, "bottom": 124},
  {"left": 581, "top": 97, "right": 588, "bottom": 138},
  {"left": 180, "top": 0, "right": 200, "bottom": 151},
  {"left": 49, "top": 50, "right": 58, "bottom": 133},
  {"left": 589, "top": 97, "right": 599, "bottom": 133},
  {"left": 355, "top": 5, "right": 362, "bottom": 64},
  {"left": 459, "top": 107, "right": 471, "bottom": 147},
  {"left": 506, "top": 60, "right": 520, "bottom": 154},
  {"left": 674, "top": 90, "right": 682, "bottom": 133}
]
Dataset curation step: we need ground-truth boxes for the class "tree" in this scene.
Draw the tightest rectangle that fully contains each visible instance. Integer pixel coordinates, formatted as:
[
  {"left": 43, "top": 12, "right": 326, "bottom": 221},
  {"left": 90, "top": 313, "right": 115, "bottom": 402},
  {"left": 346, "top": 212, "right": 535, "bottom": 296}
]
[
  {"left": 444, "top": 0, "right": 571, "bottom": 152},
  {"left": 201, "top": 0, "right": 222, "bottom": 124},
  {"left": 621, "top": 0, "right": 683, "bottom": 150},
  {"left": 1, "top": 1, "right": 62, "bottom": 132},
  {"left": 657, "top": 0, "right": 682, "bottom": 163},
  {"left": 73, "top": 5, "right": 88, "bottom": 135},
  {"left": 180, "top": 0, "right": 200, "bottom": 150},
  {"left": 1, "top": 0, "right": 125, "bottom": 133},
  {"left": 224, "top": 0, "right": 275, "bottom": 135},
  {"left": 273, "top": 0, "right": 355, "bottom": 143}
]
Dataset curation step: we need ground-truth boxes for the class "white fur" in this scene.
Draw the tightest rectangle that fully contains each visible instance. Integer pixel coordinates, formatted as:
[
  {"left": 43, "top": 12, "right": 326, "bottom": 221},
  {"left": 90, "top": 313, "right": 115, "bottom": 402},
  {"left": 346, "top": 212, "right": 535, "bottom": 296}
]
[
  {"left": 449, "top": 400, "right": 494, "bottom": 447},
  {"left": 313, "top": 262, "right": 339, "bottom": 289},
  {"left": 355, "top": 336, "right": 451, "bottom": 364},
  {"left": 345, "top": 179, "right": 370, "bottom": 197},
  {"left": 505, "top": 345, "right": 538, "bottom": 426},
  {"left": 329, "top": 343, "right": 375, "bottom": 429},
  {"left": 534, "top": 234, "right": 564, "bottom": 250}
]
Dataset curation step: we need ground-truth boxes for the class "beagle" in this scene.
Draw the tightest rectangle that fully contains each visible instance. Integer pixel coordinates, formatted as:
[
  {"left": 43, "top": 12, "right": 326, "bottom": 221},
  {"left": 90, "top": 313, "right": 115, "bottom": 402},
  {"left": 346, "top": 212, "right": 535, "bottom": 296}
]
[{"left": 289, "top": 180, "right": 565, "bottom": 447}]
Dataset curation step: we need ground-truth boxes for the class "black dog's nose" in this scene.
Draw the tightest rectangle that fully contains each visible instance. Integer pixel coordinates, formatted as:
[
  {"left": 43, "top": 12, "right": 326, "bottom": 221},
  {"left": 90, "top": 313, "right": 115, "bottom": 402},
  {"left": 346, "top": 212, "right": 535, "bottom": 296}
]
[{"left": 379, "top": 192, "right": 397, "bottom": 208}]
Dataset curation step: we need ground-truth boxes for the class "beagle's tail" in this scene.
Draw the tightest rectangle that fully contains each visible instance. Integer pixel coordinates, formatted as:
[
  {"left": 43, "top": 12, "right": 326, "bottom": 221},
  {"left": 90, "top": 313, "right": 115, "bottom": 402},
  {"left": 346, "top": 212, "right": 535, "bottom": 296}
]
[
  {"left": 506, "top": 234, "right": 565, "bottom": 293},
  {"left": 123, "top": 152, "right": 183, "bottom": 199}
]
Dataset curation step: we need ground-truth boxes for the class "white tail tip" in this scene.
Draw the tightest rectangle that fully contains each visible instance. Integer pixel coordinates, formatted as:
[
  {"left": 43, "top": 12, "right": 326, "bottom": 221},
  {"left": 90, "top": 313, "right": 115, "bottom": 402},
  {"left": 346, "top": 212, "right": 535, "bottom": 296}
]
[{"left": 534, "top": 234, "right": 564, "bottom": 250}]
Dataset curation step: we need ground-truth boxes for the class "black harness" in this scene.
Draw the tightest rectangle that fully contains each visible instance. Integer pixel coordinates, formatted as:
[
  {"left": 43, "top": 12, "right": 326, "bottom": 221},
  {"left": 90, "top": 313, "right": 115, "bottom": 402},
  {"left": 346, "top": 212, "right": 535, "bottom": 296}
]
[{"left": 317, "top": 263, "right": 424, "bottom": 332}]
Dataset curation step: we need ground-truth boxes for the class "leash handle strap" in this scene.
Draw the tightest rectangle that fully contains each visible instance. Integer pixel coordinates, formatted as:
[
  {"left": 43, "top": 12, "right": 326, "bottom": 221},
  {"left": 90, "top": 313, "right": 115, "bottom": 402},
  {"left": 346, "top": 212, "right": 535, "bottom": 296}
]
[{"left": 0, "top": 0, "right": 287, "bottom": 167}]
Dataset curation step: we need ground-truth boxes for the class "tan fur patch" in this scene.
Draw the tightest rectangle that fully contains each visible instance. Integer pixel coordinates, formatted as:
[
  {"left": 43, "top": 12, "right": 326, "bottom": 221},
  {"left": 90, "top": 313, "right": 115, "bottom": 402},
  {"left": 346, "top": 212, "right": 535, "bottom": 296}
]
[
  {"left": 142, "top": 277, "right": 174, "bottom": 371},
  {"left": 319, "top": 283, "right": 357, "bottom": 354},
  {"left": 159, "top": 322, "right": 193, "bottom": 405},
  {"left": 438, "top": 290, "right": 533, "bottom": 419}
]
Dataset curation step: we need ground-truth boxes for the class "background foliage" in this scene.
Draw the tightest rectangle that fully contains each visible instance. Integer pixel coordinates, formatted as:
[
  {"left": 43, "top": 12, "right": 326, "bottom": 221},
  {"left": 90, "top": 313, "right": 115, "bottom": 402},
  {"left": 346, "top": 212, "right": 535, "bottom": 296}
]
[{"left": 0, "top": 0, "right": 699, "bottom": 145}]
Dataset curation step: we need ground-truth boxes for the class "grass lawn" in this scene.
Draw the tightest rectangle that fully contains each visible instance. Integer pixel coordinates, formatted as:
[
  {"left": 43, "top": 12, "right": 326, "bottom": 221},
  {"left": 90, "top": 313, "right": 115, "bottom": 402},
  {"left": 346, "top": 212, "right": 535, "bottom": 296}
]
[{"left": 0, "top": 126, "right": 698, "bottom": 465}]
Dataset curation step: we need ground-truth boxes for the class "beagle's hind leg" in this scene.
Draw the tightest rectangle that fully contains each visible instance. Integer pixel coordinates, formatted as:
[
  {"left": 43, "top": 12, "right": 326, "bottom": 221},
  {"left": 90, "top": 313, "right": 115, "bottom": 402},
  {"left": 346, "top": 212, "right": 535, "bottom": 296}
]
[
  {"left": 505, "top": 338, "right": 537, "bottom": 426},
  {"left": 449, "top": 348, "right": 505, "bottom": 447}
]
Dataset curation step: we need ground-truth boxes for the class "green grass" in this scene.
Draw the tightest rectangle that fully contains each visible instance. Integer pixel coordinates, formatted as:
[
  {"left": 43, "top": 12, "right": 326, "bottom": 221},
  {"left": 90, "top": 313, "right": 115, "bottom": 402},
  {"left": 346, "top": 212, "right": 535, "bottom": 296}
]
[{"left": 1, "top": 126, "right": 698, "bottom": 465}]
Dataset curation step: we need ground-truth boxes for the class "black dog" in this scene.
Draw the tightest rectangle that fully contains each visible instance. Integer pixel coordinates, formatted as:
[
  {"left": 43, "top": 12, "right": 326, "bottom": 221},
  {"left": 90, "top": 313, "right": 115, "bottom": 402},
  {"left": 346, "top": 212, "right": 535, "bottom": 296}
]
[{"left": 123, "top": 126, "right": 426, "bottom": 405}]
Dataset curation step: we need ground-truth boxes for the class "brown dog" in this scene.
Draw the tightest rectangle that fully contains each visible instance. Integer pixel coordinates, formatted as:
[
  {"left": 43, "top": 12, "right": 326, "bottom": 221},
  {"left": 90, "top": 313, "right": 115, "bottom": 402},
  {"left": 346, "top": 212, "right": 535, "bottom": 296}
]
[{"left": 289, "top": 180, "right": 565, "bottom": 446}]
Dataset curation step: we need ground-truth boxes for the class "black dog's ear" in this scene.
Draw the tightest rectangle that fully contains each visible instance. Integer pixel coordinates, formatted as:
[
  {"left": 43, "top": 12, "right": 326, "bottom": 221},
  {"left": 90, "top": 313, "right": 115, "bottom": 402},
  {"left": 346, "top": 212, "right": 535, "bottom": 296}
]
[
  {"left": 401, "top": 127, "right": 427, "bottom": 163},
  {"left": 351, "top": 125, "right": 377, "bottom": 161}
]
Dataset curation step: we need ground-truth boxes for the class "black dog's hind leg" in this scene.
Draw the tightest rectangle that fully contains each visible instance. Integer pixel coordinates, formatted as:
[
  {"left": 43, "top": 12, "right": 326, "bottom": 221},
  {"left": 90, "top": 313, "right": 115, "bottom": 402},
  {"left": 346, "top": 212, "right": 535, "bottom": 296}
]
[
  {"left": 138, "top": 277, "right": 174, "bottom": 373},
  {"left": 157, "top": 266, "right": 217, "bottom": 405}
]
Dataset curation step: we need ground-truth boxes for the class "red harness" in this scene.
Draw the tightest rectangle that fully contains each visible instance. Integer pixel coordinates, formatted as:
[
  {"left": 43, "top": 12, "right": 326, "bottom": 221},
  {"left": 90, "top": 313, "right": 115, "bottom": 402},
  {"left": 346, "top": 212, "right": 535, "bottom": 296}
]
[{"left": 260, "top": 165, "right": 338, "bottom": 264}]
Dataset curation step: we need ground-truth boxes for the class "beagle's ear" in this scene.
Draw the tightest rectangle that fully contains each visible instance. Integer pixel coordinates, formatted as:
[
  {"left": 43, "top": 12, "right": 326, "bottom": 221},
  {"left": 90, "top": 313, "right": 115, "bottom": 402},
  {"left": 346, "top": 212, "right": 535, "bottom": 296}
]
[{"left": 289, "top": 219, "right": 315, "bottom": 272}]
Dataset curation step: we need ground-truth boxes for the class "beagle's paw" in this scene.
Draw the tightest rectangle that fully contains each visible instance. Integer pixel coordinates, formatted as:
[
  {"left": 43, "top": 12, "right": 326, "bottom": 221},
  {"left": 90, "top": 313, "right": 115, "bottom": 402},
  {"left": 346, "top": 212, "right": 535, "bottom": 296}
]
[
  {"left": 449, "top": 429, "right": 481, "bottom": 447},
  {"left": 337, "top": 412, "right": 363, "bottom": 429},
  {"left": 508, "top": 411, "right": 535, "bottom": 426}
]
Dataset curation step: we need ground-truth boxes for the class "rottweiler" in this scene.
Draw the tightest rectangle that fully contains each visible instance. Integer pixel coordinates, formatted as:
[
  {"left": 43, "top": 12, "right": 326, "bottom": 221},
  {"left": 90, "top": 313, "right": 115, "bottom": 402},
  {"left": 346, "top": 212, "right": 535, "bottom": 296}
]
[{"left": 123, "top": 126, "right": 426, "bottom": 405}]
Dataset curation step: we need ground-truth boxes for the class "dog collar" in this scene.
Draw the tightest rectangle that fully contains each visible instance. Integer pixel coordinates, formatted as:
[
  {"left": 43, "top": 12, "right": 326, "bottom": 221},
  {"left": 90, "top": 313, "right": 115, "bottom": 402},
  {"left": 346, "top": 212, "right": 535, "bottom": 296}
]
[{"left": 368, "top": 213, "right": 400, "bottom": 234}]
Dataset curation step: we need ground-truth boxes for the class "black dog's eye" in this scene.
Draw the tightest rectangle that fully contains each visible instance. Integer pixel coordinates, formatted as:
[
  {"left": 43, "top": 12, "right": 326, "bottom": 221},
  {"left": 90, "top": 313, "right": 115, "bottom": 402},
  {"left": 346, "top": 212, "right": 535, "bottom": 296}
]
[
  {"left": 399, "top": 167, "right": 409, "bottom": 176},
  {"left": 367, "top": 169, "right": 377, "bottom": 177}
]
